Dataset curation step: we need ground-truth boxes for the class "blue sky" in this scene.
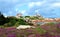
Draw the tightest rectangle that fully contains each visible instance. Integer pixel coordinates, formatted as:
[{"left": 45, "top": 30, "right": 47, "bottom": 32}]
[{"left": 0, "top": 0, "right": 60, "bottom": 18}]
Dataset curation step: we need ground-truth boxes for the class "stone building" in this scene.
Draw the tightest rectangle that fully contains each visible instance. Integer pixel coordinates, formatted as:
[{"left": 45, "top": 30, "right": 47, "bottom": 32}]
[{"left": 16, "top": 13, "right": 22, "bottom": 18}]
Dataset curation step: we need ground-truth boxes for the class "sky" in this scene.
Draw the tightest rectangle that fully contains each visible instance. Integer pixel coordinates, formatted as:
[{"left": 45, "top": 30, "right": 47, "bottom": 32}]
[{"left": 0, "top": 0, "right": 60, "bottom": 18}]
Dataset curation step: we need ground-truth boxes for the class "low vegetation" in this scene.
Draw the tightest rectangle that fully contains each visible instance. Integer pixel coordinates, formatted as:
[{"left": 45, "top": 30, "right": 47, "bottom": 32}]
[
  {"left": 0, "top": 12, "right": 60, "bottom": 37},
  {"left": 0, "top": 23, "right": 60, "bottom": 37}
]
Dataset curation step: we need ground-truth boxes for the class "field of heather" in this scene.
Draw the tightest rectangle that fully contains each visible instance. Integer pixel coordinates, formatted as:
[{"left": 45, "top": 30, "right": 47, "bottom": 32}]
[
  {"left": 0, "top": 23, "right": 60, "bottom": 37},
  {"left": 1, "top": 0, "right": 60, "bottom": 37}
]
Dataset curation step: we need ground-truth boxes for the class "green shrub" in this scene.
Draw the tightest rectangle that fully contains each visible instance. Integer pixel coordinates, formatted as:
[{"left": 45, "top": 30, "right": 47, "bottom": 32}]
[{"left": 18, "top": 19, "right": 29, "bottom": 25}]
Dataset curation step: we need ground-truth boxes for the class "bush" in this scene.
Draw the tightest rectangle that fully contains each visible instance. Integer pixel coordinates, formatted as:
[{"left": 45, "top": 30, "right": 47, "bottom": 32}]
[
  {"left": 4, "top": 17, "right": 18, "bottom": 27},
  {"left": 0, "top": 12, "right": 6, "bottom": 25},
  {"left": 18, "top": 19, "right": 29, "bottom": 25}
]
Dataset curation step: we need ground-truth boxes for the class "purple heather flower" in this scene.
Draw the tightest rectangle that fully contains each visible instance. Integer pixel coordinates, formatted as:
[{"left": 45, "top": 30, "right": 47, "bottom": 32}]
[
  {"left": 54, "top": 35, "right": 60, "bottom": 37},
  {"left": 28, "top": 34, "right": 35, "bottom": 37},
  {"left": 26, "top": 29, "right": 33, "bottom": 33},
  {"left": 57, "top": 24, "right": 60, "bottom": 28},
  {"left": 7, "top": 34, "right": 16, "bottom": 37},
  {"left": 35, "top": 34, "right": 41, "bottom": 37}
]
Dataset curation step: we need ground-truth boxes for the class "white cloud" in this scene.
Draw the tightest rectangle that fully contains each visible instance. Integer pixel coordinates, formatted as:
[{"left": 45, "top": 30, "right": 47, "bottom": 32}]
[
  {"left": 28, "top": 2, "right": 42, "bottom": 8},
  {"left": 28, "top": 2, "right": 35, "bottom": 8},
  {"left": 35, "top": 2, "right": 42, "bottom": 6},
  {"left": 28, "top": 1, "right": 46, "bottom": 8},
  {"left": 21, "top": 10, "right": 26, "bottom": 14},
  {"left": 51, "top": 2, "right": 60, "bottom": 7}
]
